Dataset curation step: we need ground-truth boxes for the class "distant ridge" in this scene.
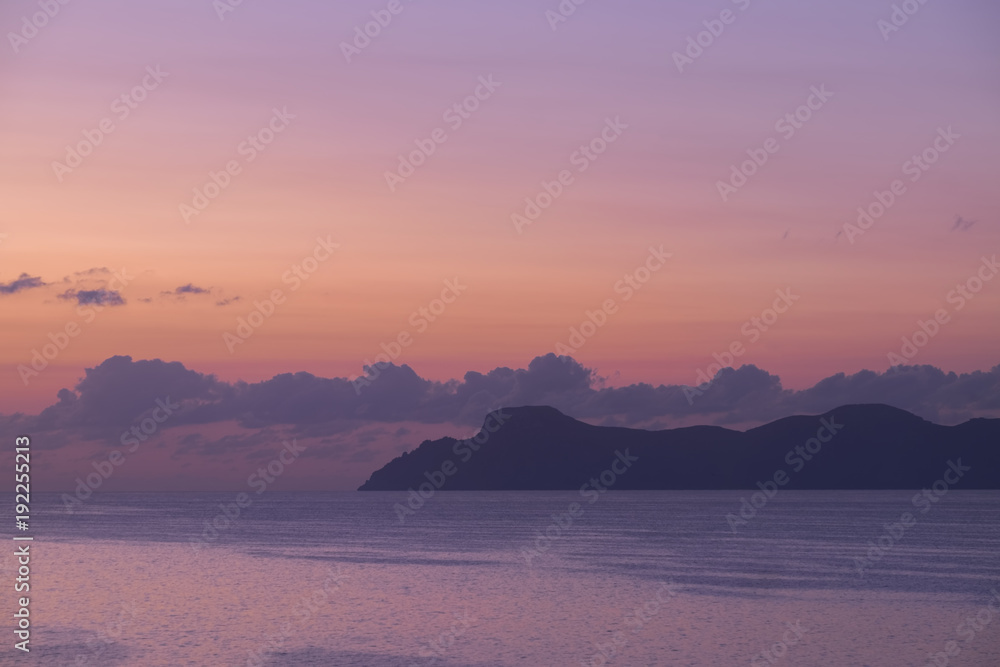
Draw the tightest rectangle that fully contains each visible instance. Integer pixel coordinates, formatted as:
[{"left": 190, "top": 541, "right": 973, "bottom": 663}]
[{"left": 359, "top": 404, "right": 1000, "bottom": 490}]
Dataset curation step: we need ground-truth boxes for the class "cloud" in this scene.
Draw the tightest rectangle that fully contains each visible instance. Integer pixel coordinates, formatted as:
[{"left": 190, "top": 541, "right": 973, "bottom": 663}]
[
  {"left": 58, "top": 289, "right": 126, "bottom": 306},
  {"left": 0, "top": 267, "right": 129, "bottom": 302},
  {"left": 64, "top": 267, "right": 113, "bottom": 280},
  {"left": 951, "top": 215, "right": 976, "bottom": 232},
  {"left": 0, "top": 273, "right": 47, "bottom": 295},
  {"left": 3, "top": 354, "right": 997, "bottom": 494},
  {"left": 28, "top": 356, "right": 227, "bottom": 432},
  {"left": 161, "top": 283, "right": 211, "bottom": 297},
  {"left": 6, "top": 355, "right": 999, "bottom": 448},
  {"left": 154, "top": 283, "right": 240, "bottom": 306},
  {"left": 171, "top": 429, "right": 282, "bottom": 459}
]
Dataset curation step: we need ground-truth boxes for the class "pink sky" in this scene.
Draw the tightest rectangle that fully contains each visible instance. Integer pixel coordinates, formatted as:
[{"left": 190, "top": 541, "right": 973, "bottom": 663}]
[{"left": 2, "top": 0, "right": 999, "bottom": 415}]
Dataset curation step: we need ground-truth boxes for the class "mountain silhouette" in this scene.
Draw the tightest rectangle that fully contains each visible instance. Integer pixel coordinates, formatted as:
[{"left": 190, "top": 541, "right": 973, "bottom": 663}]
[{"left": 358, "top": 404, "right": 1000, "bottom": 490}]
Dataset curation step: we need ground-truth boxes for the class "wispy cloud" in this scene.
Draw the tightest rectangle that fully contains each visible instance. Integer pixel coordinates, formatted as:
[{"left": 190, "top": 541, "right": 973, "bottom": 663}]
[
  {"left": 0, "top": 273, "right": 47, "bottom": 295},
  {"left": 163, "top": 283, "right": 211, "bottom": 295},
  {"left": 155, "top": 283, "right": 240, "bottom": 305},
  {"left": 951, "top": 215, "right": 976, "bottom": 232},
  {"left": 58, "top": 288, "right": 126, "bottom": 306}
]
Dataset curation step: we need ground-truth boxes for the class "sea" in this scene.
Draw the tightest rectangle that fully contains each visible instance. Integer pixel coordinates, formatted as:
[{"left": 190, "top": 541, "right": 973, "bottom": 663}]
[{"left": 9, "top": 490, "right": 1000, "bottom": 666}]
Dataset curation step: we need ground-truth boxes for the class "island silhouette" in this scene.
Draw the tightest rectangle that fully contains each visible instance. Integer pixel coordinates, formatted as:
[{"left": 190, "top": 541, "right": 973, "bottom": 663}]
[{"left": 359, "top": 404, "right": 1000, "bottom": 490}]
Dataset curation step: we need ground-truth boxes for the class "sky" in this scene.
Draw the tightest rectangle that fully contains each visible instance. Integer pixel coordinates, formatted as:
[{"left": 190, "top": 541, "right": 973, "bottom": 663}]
[{"left": 1, "top": 0, "right": 998, "bottom": 490}]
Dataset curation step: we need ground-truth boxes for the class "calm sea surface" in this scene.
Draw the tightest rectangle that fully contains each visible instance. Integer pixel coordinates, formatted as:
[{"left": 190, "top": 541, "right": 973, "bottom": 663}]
[{"left": 10, "top": 491, "right": 1000, "bottom": 666}]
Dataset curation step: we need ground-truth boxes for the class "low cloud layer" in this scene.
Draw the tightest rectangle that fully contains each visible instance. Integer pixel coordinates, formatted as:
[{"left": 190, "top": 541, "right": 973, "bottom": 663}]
[
  {"left": 4, "top": 355, "right": 997, "bottom": 491},
  {"left": 6, "top": 355, "right": 999, "bottom": 443}
]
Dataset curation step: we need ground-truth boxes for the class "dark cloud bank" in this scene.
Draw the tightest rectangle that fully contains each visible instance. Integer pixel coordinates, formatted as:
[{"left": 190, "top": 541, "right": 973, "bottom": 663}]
[{"left": 4, "top": 355, "right": 999, "bottom": 443}]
